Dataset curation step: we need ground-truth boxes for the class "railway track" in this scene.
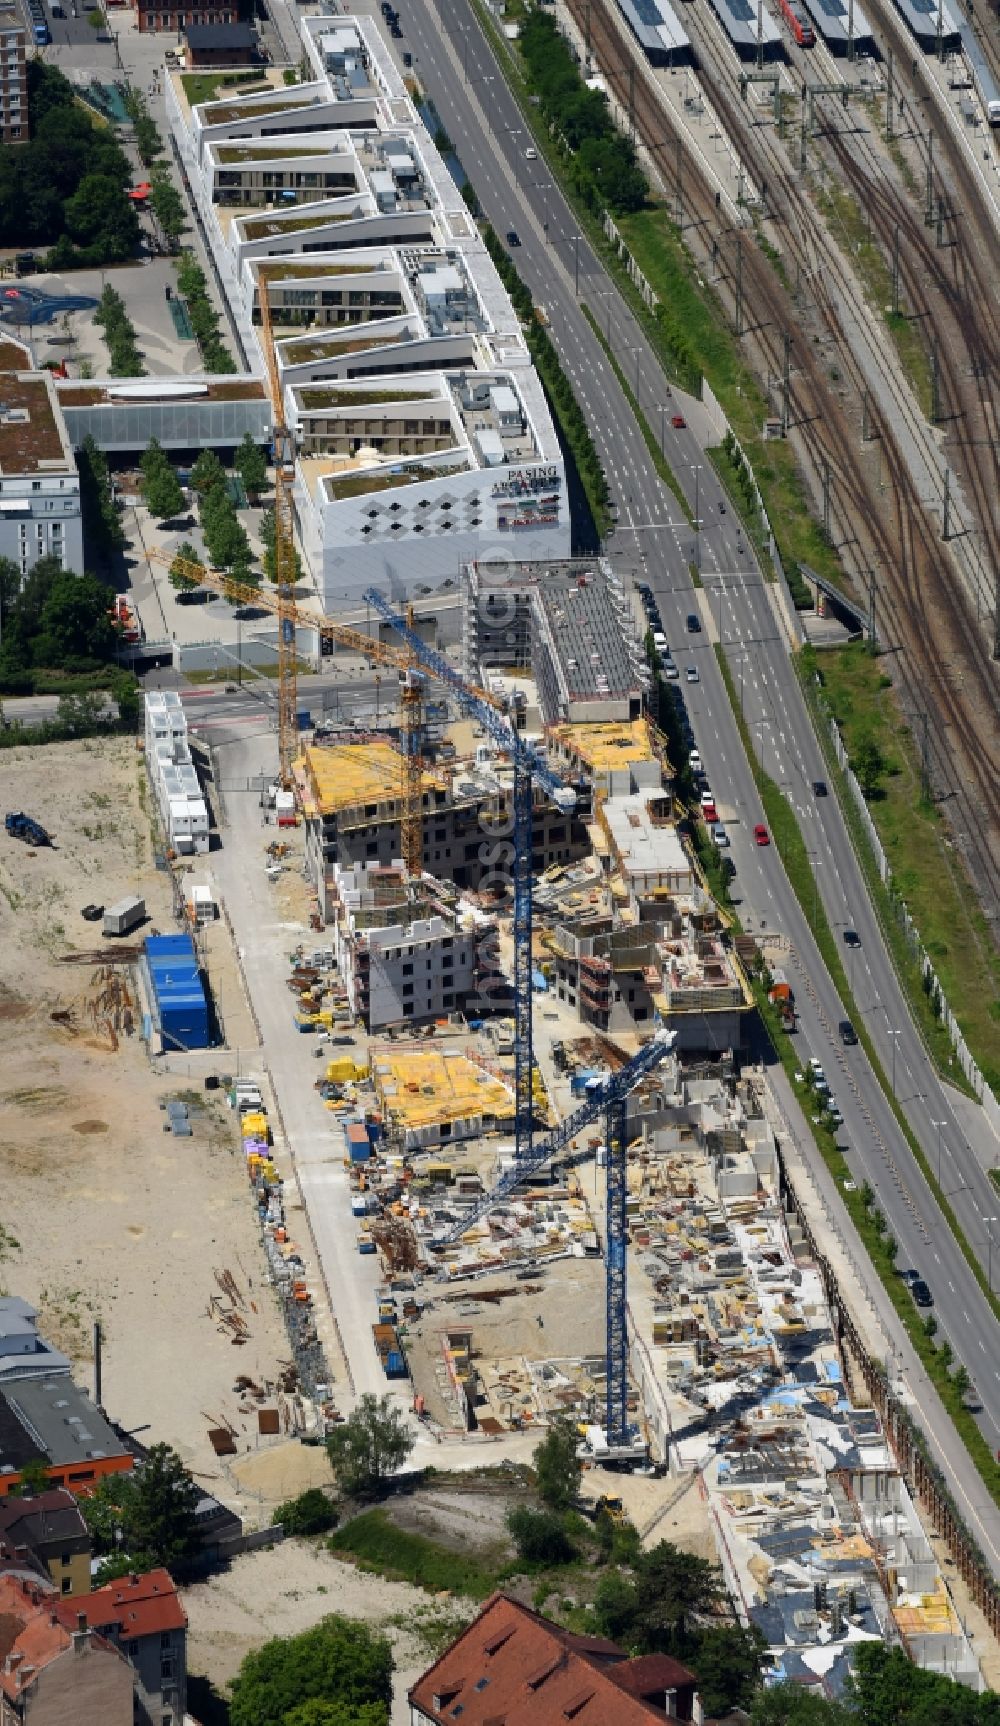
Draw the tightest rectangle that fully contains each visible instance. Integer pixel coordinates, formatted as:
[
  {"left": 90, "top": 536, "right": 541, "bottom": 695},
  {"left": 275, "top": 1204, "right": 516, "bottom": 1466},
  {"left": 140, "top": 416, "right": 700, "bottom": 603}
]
[{"left": 569, "top": 0, "right": 1000, "bottom": 918}]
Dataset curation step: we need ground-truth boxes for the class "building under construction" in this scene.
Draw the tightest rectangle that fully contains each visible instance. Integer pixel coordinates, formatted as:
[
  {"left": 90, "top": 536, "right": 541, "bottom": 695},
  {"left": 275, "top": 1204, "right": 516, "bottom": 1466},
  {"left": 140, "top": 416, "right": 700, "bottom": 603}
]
[{"left": 296, "top": 738, "right": 589, "bottom": 923}]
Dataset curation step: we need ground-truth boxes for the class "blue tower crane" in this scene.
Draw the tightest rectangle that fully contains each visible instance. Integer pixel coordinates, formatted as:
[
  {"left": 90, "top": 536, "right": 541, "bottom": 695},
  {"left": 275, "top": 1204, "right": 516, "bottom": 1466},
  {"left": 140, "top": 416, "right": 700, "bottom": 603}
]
[
  {"left": 440, "top": 1027, "right": 677, "bottom": 1449},
  {"left": 364, "top": 589, "right": 577, "bottom": 1166}
]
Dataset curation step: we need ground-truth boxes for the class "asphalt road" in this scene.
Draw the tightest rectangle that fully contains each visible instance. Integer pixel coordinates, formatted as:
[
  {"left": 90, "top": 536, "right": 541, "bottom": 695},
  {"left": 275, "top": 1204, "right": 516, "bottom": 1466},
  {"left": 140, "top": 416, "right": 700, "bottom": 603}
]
[{"left": 386, "top": 0, "right": 1000, "bottom": 1533}]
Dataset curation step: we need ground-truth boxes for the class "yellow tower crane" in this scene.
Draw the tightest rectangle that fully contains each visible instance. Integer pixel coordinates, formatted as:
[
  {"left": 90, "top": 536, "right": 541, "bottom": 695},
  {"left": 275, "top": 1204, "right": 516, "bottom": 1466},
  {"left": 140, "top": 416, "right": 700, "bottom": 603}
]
[{"left": 152, "top": 550, "right": 429, "bottom": 872}]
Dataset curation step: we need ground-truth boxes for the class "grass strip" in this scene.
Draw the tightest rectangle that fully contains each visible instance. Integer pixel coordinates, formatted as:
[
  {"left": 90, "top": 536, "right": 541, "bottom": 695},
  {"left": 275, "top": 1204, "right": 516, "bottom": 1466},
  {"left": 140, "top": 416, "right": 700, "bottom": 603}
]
[
  {"left": 715, "top": 640, "right": 1000, "bottom": 1380},
  {"left": 466, "top": 0, "right": 848, "bottom": 614},
  {"left": 755, "top": 979, "right": 1000, "bottom": 1510},
  {"left": 329, "top": 1509, "right": 503, "bottom": 1598},
  {"left": 797, "top": 642, "right": 999, "bottom": 1095},
  {"left": 580, "top": 304, "right": 691, "bottom": 524}
]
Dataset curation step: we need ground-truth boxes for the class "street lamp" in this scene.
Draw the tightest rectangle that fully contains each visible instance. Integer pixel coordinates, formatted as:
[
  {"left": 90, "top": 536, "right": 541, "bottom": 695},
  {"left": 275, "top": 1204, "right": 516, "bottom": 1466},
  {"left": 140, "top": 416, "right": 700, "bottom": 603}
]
[
  {"left": 658, "top": 404, "right": 669, "bottom": 455},
  {"left": 931, "top": 1117, "right": 947, "bottom": 1183},
  {"left": 691, "top": 464, "right": 703, "bottom": 571},
  {"left": 887, "top": 1026, "right": 901, "bottom": 1097},
  {"left": 596, "top": 289, "right": 614, "bottom": 341},
  {"left": 629, "top": 345, "right": 642, "bottom": 399},
  {"left": 984, "top": 1217, "right": 999, "bottom": 1290}
]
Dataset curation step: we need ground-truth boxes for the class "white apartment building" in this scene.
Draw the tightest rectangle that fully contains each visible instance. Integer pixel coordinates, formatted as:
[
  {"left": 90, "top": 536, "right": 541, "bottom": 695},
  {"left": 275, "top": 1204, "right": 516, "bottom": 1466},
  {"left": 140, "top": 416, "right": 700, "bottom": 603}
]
[
  {"left": 0, "top": 366, "right": 84, "bottom": 576},
  {"left": 331, "top": 861, "right": 501, "bottom": 1030},
  {"left": 144, "top": 693, "right": 210, "bottom": 854},
  {"left": 165, "top": 13, "right": 569, "bottom": 608}
]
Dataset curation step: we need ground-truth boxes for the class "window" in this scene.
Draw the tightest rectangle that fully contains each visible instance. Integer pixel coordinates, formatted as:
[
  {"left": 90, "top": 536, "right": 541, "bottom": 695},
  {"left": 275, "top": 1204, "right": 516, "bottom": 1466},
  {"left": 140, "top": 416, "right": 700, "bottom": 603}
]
[
  {"left": 160, "top": 1634, "right": 172, "bottom": 1651},
  {"left": 61, "top": 1576, "right": 72, "bottom": 1594},
  {"left": 402, "top": 963, "right": 413, "bottom": 977}
]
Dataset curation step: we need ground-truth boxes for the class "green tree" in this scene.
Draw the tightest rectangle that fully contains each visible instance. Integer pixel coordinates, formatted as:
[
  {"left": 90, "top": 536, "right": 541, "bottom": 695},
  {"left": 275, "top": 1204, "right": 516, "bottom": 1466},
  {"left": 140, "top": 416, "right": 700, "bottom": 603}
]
[
  {"left": 593, "top": 1540, "right": 723, "bottom": 1655},
  {"left": 235, "top": 432, "right": 268, "bottom": 501},
  {"left": 16, "top": 1459, "right": 52, "bottom": 1497},
  {"left": 150, "top": 169, "right": 185, "bottom": 247},
  {"left": 284, "top": 1705, "right": 388, "bottom": 1726},
  {"left": 532, "top": 1417, "right": 581, "bottom": 1510},
  {"left": 0, "top": 556, "right": 21, "bottom": 629},
  {"left": 506, "top": 1505, "right": 575, "bottom": 1566},
  {"left": 848, "top": 1641, "right": 1000, "bottom": 1724},
  {"left": 190, "top": 449, "right": 225, "bottom": 497},
  {"left": 56, "top": 691, "right": 111, "bottom": 736},
  {"left": 692, "top": 1624, "right": 766, "bottom": 1719},
  {"left": 37, "top": 570, "right": 116, "bottom": 664},
  {"left": 325, "top": 1393, "right": 413, "bottom": 1500},
  {"left": 229, "top": 1616, "right": 392, "bottom": 1726},
  {"left": 852, "top": 730, "right": 887, "bottom": 798},
  {"left": 169, "top": 542, "right": 205, "bottom": 591},
  {"left": 752, "top": 1686, "right": 852, "bottom": 1726},
  {"left": 274, "top": 1488, "right": 337, "bottom": 1537},
  {"left": 82, "top": 1443, "right": 200, "bottom": 1576},
  {"left": 64, "top": 173, "right": 139, "bottom": 261},
  {"left": 141, "top": 441, "right": 184, "bottom": 522}
]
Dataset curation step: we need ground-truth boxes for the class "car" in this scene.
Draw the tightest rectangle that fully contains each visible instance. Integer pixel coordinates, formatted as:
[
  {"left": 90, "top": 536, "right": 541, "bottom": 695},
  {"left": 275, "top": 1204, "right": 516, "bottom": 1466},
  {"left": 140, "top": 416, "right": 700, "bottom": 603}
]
[
  {"left": 808, "top": 1057, "right": 825, "bottom": 1075},
  {"left": 900, "top": 1267, "right": 921, "bottom": 1287},
  {"left": 671, "top": 414, "right": 686, "bottom": 429},
  {"left": 839, "top": 1019, "right": 858, "bottom": 1045},
  {"left": 710, "top": 823, "right": 729, "bottom": 848},
  {"left": 525, "top": 145, "right": 537, "bottom": 159},
  {"left": 826, "top": 1104, "right": 844, "bottom": 1126},
  {"left": 688, "top": 749, "right": 702, "bottom": 772},
  {"left": 686, "top": 665, "right": 699, "bottom": 683},
  {"left": 754, "top": 823, "right": 770, "bottom": 845},
  {"left": 637, "top": 582, "right": 651, "bottom": 597},
  {"left": 663, "top": 661, "right": 679, "bottom": 680},
  {"left": 911, "top": 1279, "right": 934, "bottom": 1308},
  {"left": 813, "top": 779, "right": 827, "bottom": 797},
  {"left": 686, "top": 613, "right": 701, "bottom": 633},
  {"left": 506, "top": 229, "right": 521, "bottom": 247},
  {"left": 652, "top": 631, "right": 668, "bottom": 652},
  {"left": 843, "top": 928, "right": 861, "bottom": 948}
]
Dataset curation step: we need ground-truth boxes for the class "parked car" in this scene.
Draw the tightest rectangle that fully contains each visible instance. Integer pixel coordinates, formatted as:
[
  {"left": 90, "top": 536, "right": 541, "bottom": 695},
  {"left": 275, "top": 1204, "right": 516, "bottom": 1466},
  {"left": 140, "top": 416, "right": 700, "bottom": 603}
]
[
  {"left": 663, "top": 661, "right": 679, "bottom": 680},
  {"left": 710, "top": 822, "right": 729, "bottom": 848},
  {"left": 688, "top": 749, "right": 702, "bottom": 772},
  {"left": 754, "top": 823, "right": 770, "bottom": 845}
]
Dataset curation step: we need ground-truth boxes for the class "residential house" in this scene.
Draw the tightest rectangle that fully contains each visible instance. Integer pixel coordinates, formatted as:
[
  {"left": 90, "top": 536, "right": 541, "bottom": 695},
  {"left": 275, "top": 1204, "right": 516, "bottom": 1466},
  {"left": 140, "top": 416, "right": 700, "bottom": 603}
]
[
  {"left": 64, "top": 1569, "right": 187, "bottom": 1726},
  {"left": 0, "top": 1574, "right": 132, "bottom": 1726},
  {"left": 0, "top": 1491, "right": 91, "bottom": 1596},
  {"left": 409, "top": 1593, "right": 700, "bottom": 1726}
]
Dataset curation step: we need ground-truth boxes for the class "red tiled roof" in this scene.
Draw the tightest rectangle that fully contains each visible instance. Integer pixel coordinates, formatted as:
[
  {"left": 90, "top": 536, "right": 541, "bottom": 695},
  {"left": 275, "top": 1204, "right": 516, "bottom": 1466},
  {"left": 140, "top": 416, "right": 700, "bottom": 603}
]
[
  {"left": 409, "top": 1593, "right": 692, "bottom": 1726},
  {"left": 0, "top": 1573, "right": 124, "bottom": 1699},
  {"left": 60, "top": 1569, "right": 187, "bottom": 1640},
  {"left": 608, "top": 1653, "right": 698, "bottom": 1698}
]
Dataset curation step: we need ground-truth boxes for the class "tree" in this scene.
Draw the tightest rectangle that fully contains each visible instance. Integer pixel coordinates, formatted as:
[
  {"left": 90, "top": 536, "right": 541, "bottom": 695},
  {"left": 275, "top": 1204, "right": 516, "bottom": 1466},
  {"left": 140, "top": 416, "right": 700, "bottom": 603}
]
[
  {"left": 506, "top": 1505, "right": 575, "bottom": 1566},
  {"left": 274, "top": 1488, "right": 337, "bottom": 1537},
  {"left": 141, "top": 440, "right": 184, "bottom": 522},
  {"left": 852, "top": 730, "right": 887, "bottom": 798},
  {"left": 847, "top": 1641, "right": 1000, "bottom": 1725},
  {"left": 190, "top": 448, "right": 225, "bottom": 497},
  {"left": 235, "top": 432, "right": 268, "bottom": 502},
  {"left": 284, "top": 1705, "right": 387, "bottom": 1726},
  {"left": 0, "top": 556, "right": 21, "bottom": 629},
  {"left": 692, "top": 1625, "right": 766, "bottom": 1719},
  {"left": 532, "top": 1417, "right": 581, "bottom": 1511},
  {"left": 260, "top": 507, "right": 303, "bottom": 586},
  {"left": 82, "top": 1443, "right": 200, "bottom": 1576},
  {"left": 325, "top": 1393, "right": 413, "bottom": 1499},
  {"left": 169, "top": 542, "right": 205, "bottom": 591},
  {"left": 37, "top": 570, "right": 116, "bottom": 664},
  {"left": 56, "top": 691, "right": 111, "bottom": 737},
  {"left": 228, "top": 1616, "right": 392, "bottom": 1726},
  {"left": 16, "top": 1459, "right": 51, "bottom": 1497},
  {"left": 150, "top": 169, "right": 185, "bottom": 248},
  {"left": 593, "top": 1540, "right": 723, "bottom": 1655},
  {"left": 63, "top": 173, "right": 139, "bottom": 261},
  {"left": 753, "top": 1686, "right": 852, "bottom": 1726}
]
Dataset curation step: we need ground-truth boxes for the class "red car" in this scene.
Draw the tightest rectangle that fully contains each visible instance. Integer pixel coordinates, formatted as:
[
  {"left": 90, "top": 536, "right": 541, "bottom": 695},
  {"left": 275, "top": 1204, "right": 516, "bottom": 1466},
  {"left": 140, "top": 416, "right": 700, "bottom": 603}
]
[
  {"left": 671, "top": 414, "right": 686, "bottom": 429},
  {"left": 754, "top": 823, "right": 770, "bottom": 846}
]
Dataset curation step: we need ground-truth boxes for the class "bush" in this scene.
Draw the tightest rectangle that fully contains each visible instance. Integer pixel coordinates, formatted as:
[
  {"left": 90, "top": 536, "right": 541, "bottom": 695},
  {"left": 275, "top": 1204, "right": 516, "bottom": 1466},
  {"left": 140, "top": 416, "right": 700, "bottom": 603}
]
[
  {"left": 506, "top": 1506, "right": 575, "bottom": 1566},
  {"left": 274, "top": 1488, "right": 338, "bottom": 1537}
]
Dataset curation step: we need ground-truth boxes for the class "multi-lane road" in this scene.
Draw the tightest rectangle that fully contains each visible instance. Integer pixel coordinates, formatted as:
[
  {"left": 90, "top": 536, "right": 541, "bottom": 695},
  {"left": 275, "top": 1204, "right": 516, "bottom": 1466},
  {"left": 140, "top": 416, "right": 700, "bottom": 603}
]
[{"left": 379, "top": 0, "right": 1000, "bottom": 1522}]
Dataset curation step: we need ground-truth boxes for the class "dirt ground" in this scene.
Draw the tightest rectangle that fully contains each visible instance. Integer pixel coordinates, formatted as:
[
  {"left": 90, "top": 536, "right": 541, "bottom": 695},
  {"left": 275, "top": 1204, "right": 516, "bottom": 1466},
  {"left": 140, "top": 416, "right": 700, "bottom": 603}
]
[
  {"left": 405, "top": 1257, "right": 608, "bottom": 1428},
  {"left": 181, "top": 1540, "right": 477, "bottom": 1726},
  {"left": 0, "top": 739, "right": 289, "bottom": 1512}
]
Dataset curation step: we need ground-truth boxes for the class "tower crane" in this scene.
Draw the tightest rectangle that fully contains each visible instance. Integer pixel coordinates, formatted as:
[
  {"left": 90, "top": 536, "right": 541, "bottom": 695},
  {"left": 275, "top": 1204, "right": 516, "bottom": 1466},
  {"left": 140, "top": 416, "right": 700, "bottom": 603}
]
[
  {"left": 364, "top": 588, "right": 577, "bottom": 1168},
  {"left": 150, "top": 550, "right": 430, "bottom": 870},
  {"left": 441, "top": 1027, "right": 678, "bottom": 1450}
]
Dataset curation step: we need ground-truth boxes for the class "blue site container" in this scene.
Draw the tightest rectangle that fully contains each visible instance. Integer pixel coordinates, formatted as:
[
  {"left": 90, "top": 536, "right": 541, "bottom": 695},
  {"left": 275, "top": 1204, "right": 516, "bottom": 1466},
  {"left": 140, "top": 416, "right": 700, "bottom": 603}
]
[
  {"left": 345, "top": 1122, "right": 371, "bottom": 1163},
  {"left": 145, "top": 933, "right": 209, "bottom": 1050},
  {"left": 385, "top": 1350, "right": 407, "bottom": 1378}
]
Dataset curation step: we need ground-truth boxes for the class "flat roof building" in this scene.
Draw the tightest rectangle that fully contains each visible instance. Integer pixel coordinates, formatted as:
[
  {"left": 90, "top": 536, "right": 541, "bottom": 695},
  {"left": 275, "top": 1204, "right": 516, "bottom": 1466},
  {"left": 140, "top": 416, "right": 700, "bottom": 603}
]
[
  {"left": 0, "top": 1375, "right": 134, "bottom": 1498},
  {"left": 0, "top": 372, "right": 83, "bottom": 577},
  {"left": 165, "top": 16, "right": 569, "bottom": 606},
  {"left": 463, "top": 557, "right": 650, "bottom": 726}
]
